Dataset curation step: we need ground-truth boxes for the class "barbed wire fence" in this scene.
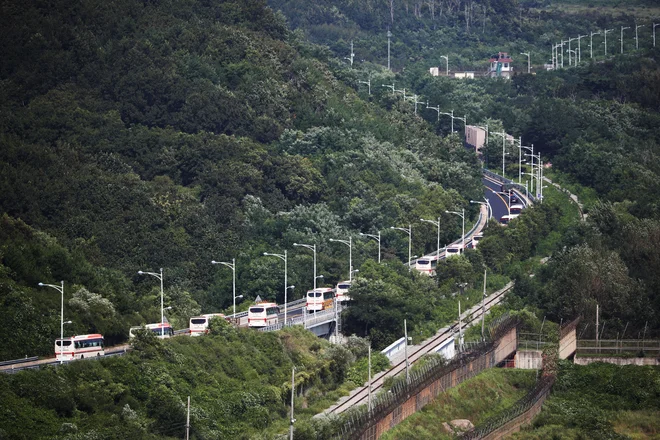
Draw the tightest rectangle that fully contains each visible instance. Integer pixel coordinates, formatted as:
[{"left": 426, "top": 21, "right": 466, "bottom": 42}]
[
  {"left": 330, "top": 314, "right": 521, "bottom": 440},
  {"left": 460, "top": 375, "right": 555, "bottom": 440}
]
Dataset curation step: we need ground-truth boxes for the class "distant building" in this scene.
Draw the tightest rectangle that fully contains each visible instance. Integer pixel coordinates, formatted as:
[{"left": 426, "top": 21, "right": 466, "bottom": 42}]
[
  {"left": 489, "top": 52, "right": 513, "bottom": 78},
  {"left": 454, "top": 71, "right": 475, "bottom": 79},
  {"left": 429, "top": 67, "right": 476, "bottom": 79},
  {"left": 465, "top": 125, "right": 487, "bottom": 153}
]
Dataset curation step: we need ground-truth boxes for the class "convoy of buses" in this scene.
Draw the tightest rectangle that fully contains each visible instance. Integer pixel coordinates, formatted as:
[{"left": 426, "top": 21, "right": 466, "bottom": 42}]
[{"left": 52, "top": 190, "right": 525, "bottom": 360}]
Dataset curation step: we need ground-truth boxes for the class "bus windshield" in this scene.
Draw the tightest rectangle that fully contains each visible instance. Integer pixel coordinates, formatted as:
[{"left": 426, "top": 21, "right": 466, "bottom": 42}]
[{"left": 190, "top": 318, "right": 207, "bottom": 325}]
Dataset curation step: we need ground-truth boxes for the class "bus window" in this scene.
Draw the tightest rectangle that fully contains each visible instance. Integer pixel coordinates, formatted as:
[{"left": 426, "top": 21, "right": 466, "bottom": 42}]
[{"left": 446, "top": 245, "right": 462, "bottom": 257}]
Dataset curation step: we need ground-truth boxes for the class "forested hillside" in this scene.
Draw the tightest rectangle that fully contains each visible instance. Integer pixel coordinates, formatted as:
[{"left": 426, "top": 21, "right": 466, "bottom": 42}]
[{"left": 0, "top": 0, "right": 483, "bottom": 358}]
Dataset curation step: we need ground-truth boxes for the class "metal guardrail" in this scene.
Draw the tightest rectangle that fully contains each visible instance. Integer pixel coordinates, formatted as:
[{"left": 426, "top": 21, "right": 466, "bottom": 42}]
[
  {"left": 0, "top": 356, "right": 39, "bottom": 367},
  {"left": 483, "top": 168, "right": 536, "bottom": 203},
  {"left": 257, "top": 305, "right": 342, "bottom": 332}
]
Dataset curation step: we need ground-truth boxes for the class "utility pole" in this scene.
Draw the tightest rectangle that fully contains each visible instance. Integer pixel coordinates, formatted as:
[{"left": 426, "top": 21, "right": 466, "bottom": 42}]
[
  {"left": 404, "top": 319, "right": 410, "bottom": 383},
  {"left": 387, "top": 29, "right": 392, "bottom": 70},
  {"left": 345, "top": 40, "right": 355, "bottom": 67},
  {"left": 481, "top": 269, "right": 486, "bottom": 341},
  {"left": 458, "top": 301, "right": 463, "bottom": 352},
  {"left": 595, "top": 304, "right": 599, "bottom": 348},
  {"left": 186, "top": 396, "right": 191, "bottom": 440},
  {"left": 289, "top": 367, "right": 296, "bottom": 440},
  {"left": 368, "top": 344, "right": 372, "bottom": 411}
]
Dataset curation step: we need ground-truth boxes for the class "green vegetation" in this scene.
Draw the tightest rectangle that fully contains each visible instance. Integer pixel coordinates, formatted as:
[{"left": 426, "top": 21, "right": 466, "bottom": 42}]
[
  {"left": 381, "top": 368, "right": 537, "bottom": 439},
  {"left": 511, "top": 362, "right": 660, "bottom": 439},
  {"left": 0, "top": 325, "right": 389, "bottom": 439}
]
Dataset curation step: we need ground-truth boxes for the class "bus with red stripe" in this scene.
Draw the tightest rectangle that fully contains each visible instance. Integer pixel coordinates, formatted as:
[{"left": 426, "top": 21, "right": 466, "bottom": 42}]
[
  {"left": 415, "top": 255, "right": 439, "bottom": 276},
  {"left": 307, "top": 288, "right": 335, "bottom": 312},
  {"left": 190, "top": 313, "right": 228, "bottom": 336},
  {"left": 54, "top": 334, "right": 104, "bottom": 361},
  {"left": 248, "top": 303, "right": 280, "bottom": 327}
]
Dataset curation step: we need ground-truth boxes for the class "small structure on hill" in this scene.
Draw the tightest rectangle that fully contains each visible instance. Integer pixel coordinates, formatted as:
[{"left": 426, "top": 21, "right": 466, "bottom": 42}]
[{"left": 489, "top": 52, "right": 513, "bottom": 78}]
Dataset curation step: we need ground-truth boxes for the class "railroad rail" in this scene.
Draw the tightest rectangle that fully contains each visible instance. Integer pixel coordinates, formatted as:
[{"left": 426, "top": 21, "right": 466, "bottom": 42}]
[{"left": 324, "top": 281, "right": 514, "bottom": 416}]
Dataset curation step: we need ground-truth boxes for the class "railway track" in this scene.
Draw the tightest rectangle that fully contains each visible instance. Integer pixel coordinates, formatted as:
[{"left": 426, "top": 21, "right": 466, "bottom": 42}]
[{"left": 324, "top": 281, "right": 514, "bottom": 416}]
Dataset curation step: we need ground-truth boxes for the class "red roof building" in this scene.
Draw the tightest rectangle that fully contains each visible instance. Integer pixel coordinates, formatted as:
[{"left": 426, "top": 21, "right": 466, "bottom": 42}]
[{"left": 489, "top": 52, "right": 513, "bottom": 78}]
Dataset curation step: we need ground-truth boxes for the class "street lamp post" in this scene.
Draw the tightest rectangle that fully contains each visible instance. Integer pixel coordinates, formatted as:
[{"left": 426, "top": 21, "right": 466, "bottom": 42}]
[
  {"left": 211, "top": 258, "right": 236, "bottom": 317},
  {"left": 520, "top": 52, "right": 530, "bottom": 73},
  {"left": 621, "top": 26, "right": 630, "bottom": 54},
  {"left": 439, "top": 110, "right": 454, "bottom": 133},
  {"left": 445, "top": 209, "right": 465, "bottom": 250},
  {"left": 263, "top": 251, "right": 288, "bottom": 323},
  {"left": 420, "top": 217, "right": 441, "bottom": 258},
  {"left": 454, "top": 114, "right": 467, "bottom": 138},
  {"left": 407, "top": 95, "right": 424, "bottom": 115},
  {"left": 635, "top": 24, "right": 645, "bottom": 50},
  {"left": 426, "top": 103, "right": 441, "bottom": 122},
  {"left": 440, "top": 55, "right": 449, "bottom": 76},
  {"left": 359, "top": 76, "right": 371, "bottom": 95},
  {"left": 329, "top": 237, "right": 353, "bottom": 282},
  {"left": 604, "top": 28, "right": 614, "bottom": 56},
  {"left": 491, "top": 131, "right": 508, "bottom": 177},
  {"left": 590, "top": 31, "right": 601, "bottom": 59},
  {"left": 567, "top": 37, "right": 578, "bottom": 66},
  {"left": 470, "top": 199, "right": 492, "bottom": 226},
  {"left": 382, "top": 83, "right": 395, "bottom": 94},
  {"left": 390, "top": 225, "right": 412, "bottom": 271},
  {"left": 520, "top": 144, "right": 534, "bottom": 195},
  {"left": 38, "top": 280, "right": 65, "bottom": 363},
  {"left": 577, "top": 34, "right": 588, "bottom": 63},
  {"left": 138, "top": 268, "right": 164, "bottom": 330},
  {"left": 293, "top": 243, "right": 317, "bottom": 292},
  {"left": 560, "top": 40, "right": 565, "bottom": 68},
  {"left": 359, "top": 231, "right": 381, "bottom": 263}
]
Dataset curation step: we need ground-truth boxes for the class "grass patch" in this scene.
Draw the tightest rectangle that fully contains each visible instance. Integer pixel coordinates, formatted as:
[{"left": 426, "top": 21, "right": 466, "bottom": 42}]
[
  {"left": 380, "top": 369, "right": 537, "bottom": 439},
  {"left": 613, "top": 410, "right": 660, "bottom": 439}
]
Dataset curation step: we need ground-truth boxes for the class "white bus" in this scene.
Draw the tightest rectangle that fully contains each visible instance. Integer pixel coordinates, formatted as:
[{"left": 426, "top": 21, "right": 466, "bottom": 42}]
[
  {"left": 500, "top": 214, "right": 519, "bottom": 225},
  {"left": 306, "top": 288, "right": 335, "bottom": 312},
  {"left": 54, "top": 334, "right": 104, "bottom": 361},
  {"left": 190, "top": 313, "right": 228, "bottom": 336},
  {"left": 415, "top": 255, "right": 439, "bottom": 276},
  {"left": 335, "top": 281, "right": 352, "bottom": 302},
  {"left": 445, "top": 244, "right": 463, "bottom": 258},
  {"left": 129, "top": 323, "right": 174, "bottom": 339},
  {"left": 248, "top": 303, "right": 280, "bottom": 327},
  {"left": 470, "top": 233, "right": 483, "bottom": 249},
  {"left": 509, "top": 204, "right": 524, "bottom": 215}
]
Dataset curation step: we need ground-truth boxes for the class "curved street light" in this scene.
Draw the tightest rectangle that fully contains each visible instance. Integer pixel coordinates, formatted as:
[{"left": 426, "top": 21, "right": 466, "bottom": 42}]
[
  {"left": 211, "top": 258, "right": 236, "bottom": 317},
  {"left": 420, "top": 217, "right": 441, "bottom": 258},
  {"left": 293, "top": 243, "right": 317, "bottom": 293},
  {"left": 38, "top": 280, "right": 65, "bottom": 363},
  {"left": 359, "top": 231, "right": 381, "bottom": 263},
  {"left": 329, "top": 237, "right": 353, "bottom": 281},
  {"left": 390, "top": 225, "right": 412, "bottom": 271},
  {"left": 263, "top": 251, "right": 288, "bottom": 323},
  {"left": 137, "top": 268, "right": 164, "bottom": 331},
  {"left": 470, "top": 199, "right": 492, "bottom": 226},
  {"left": 445, "top": 209, "right": 465, "bottom": 250}
]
